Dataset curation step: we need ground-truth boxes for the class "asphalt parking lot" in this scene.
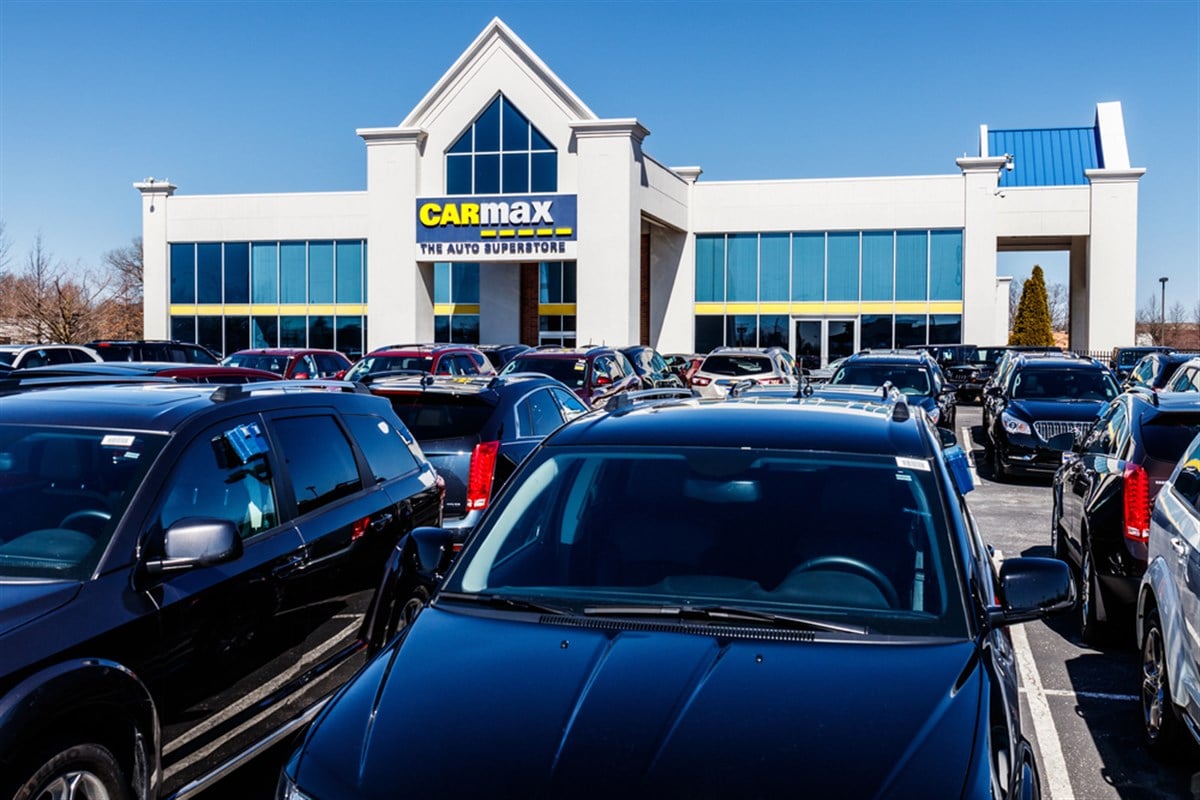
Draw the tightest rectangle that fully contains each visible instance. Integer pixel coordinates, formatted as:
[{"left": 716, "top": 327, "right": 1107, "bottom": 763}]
[{"left": 203, "top": 403, "right": 1199, "bottom": 799}]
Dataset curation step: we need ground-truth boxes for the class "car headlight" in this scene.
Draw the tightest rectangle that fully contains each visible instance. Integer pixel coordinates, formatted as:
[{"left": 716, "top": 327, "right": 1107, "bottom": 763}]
[
  {"left": 1001, "top": 411, "right": 1031, "bottom": 436},
  {"left": 276, "top": 773, "right": 315, "bottom": 800}
]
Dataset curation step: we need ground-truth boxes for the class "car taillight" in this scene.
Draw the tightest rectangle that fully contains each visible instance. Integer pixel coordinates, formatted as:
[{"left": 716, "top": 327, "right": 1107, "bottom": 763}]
[
  {"left": 692, "top": 376, "right": 711, "bottom": 386},
  {"left": 1123, "top": 463, "right": 1150, "bottom": 542},
  {"left": 466, "top": 440, "right": 500, "bottom": 511}
]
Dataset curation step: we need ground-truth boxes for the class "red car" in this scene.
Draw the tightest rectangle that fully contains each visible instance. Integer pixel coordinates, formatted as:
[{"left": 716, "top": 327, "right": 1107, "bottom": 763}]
[
  {"left": 222, "top": 348, "right": 352, "bottom": 380},
  {"left": 344, "top": 344, "right": 496, "bottom": 382}
]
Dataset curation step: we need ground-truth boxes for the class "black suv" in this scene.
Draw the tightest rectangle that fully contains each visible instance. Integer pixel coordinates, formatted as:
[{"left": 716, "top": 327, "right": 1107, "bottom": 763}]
[
  {"left": 0, "top": 381, "right": 441, "bottom": 798},
  {"left": 942, "top": 346, "right": 1008, "bottom": 404},
  {"left": 1123, "top": 351, "right": 1193, "bottom": 392},
  {"left": 1052, "top": 389, "right": 1200, "bottom": 644},
  {"left": 1111, "top": 346, "right": 1175, "bottom": 381},
  {"left": 985, "top": 352, "right": 1120, "bottom": 479},
  {"left": 89, "top": 339, "right": 221, "bottom": 364},
  {"left": 830, "top": 349, "right": 957, "bottom": 429},
  {"left": 365, "top": 373, "right": 587, "bottom": 531},
  {"left": 280, "top": 387, "right": 1072, "bottom": 799},
  {"left": 620, "top": 345, "right": 685, "bottom": 390},
  {"left": 499, "top": 346, "right": 641, "bottom": 408}
]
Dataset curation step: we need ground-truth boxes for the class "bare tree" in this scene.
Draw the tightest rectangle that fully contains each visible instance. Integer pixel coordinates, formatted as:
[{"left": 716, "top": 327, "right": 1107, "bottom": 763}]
[
  {"left": 1137, "top": 295, "right": 1162, "bottom": 344},
  {"left": 1047, "top": 282, "right": 1069, "bottom": 332},
  {"left": 9, "top": 234, "right": 111, "bottom": 343},
  {"left": 100, "top": 237, "right": 144, "bottom": 339}
]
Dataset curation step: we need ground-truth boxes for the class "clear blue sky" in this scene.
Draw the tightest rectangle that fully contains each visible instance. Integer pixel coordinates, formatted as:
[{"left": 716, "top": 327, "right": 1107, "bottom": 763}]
[{"left": 1, "top": 0, "right": 1196, "bottom": 313}]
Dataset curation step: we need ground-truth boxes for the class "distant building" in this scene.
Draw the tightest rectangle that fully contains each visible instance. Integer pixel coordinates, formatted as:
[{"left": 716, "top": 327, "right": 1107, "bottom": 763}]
[{"left": 138, "top": 18, "right": 1143, "bottom": 363}]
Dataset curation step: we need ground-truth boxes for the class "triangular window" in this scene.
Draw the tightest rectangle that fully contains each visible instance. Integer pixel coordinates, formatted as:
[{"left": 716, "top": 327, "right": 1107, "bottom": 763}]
[{"left": 446, "top": 94, "right": 556, "bottom": 195}]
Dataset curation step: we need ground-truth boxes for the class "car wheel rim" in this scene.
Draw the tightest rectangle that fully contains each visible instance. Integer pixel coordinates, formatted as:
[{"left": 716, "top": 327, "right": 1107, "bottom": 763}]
[
  {"left": 1142, "top": 626, "right": 1167, "bottom": 739},
  {"left": 35, "top": 771, "right": 111, "bottom": 800}
]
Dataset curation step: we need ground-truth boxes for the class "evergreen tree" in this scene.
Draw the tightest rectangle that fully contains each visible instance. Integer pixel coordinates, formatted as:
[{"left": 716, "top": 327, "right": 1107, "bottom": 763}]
[{"left": 1009, "top": 265, "right": 1054, "bottom": 346}]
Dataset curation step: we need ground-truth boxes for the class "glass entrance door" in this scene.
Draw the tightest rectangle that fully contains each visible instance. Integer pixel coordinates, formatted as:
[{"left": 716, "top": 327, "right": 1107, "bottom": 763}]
[
  {"left": 826, "top": 319, "right": 857, "bottom": 362},
  {"left": 794, "top": 320, "right": 821, "bottom": 371},
  {"left": 793, "top": 318, "right": 858, "bottom": 369}
]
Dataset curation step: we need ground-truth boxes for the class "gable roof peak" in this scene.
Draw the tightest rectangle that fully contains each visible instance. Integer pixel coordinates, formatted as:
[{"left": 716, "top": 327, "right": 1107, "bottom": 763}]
[{"left": 401, "top": 17, "right": 597, "bottom": 129}]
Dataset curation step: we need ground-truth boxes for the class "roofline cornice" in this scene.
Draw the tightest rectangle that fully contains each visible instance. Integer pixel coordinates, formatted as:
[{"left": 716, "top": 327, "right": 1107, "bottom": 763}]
[
  {"left": 356, "top": 127, "right": 429, "bottom": 146},
  {"left": 569, "top": 119, "right": 650, "bottom": 143},
  {"left": 1085, "top": 167, "right": 1147, "bottom": 183},
  {"left": 955, "top": 156, "right": 1008, "bottom": 174},
  {"left": 134, "top": 178, "right": 176, "bottom": 195}
]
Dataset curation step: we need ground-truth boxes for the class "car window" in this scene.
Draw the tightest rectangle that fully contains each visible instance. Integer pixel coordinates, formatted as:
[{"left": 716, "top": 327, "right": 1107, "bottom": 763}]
[
  {"left": 0, "top": 426, "right": 166, "bottom": 580},
  {"left": 832, "top": 364, "right": 930, "bottom": 396},
  {"left": 157, "top": 419, "right": 278, "bottom": 541},
  {"left": 549, "top": 387, "right": 588, "bottom": 422},
  {"left": 700, "top": 354, "right": 773, "bottom": 377},
  {"left": 69, "top": 348, "right": 93, "bottom": 363},
  {"left": 1083, "top": 405, "right": 1119, "bottom": 455},
  {"left": 449, "top": 448, "right": 965, "bottom": 637},
  {"left": 315, "top": 354, "right": 344, "bottom": 376},
  {"left": 343, "top": 413, "right": 421, "bottom": 482},
  {"left": 386, "top": 394, "right": 495, "bottom": 440},
  {"left": 1130, "top": 357, "right": 1156, "bottom": 385},
  {"left": 1141, "top": 415, "right": 1200, "bottom": 464},
  {"left": 272, "top": 415, "right": 363, "bottom": 515},
  {"left": 1012, "top": 369, "right": 1117, "bottom": 401},
  {"left": 1172, "top": 437, "right": 1200, "bottom": 509},
  {"left": 1171, "top": 367, "right": 1200, "bottom": 393},
  {"left": 503, "top": 356, "right": 586, "bottom": 389},
  {"left": 518, "top": 389, "right": 565, "bottom": 437}
]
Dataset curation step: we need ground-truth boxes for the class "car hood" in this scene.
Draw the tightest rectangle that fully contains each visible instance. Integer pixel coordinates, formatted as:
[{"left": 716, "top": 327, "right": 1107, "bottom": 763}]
[
  {"left": 295, "top": 607, "right": 985, "bottom": 797},
  {"left": 1006, "top": 399, "right": 1107, "bottom": 422},
  {"left": 0, "top": 581, "right": 80, "bottom": 637}
]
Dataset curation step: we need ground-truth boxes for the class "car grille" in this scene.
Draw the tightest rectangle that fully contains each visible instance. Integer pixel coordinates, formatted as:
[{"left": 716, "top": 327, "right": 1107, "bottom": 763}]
[{"left": 1033, "top": 420, "right": 1090, "bottom": 444}]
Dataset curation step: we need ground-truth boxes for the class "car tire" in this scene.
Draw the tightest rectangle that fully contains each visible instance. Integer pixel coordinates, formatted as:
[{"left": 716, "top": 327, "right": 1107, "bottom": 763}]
[
  {"left": 1078, "top": 544, "right": 1109, "bottom": 646},
  {"left": 1141, "top": 606, "right": 1189, "bottom": 760},
  {"left": 14, "top": 742, "right": 131, "bottom": 800},
  {"left": 991, "top": 444, "right": 1007, "bottom": 482}
]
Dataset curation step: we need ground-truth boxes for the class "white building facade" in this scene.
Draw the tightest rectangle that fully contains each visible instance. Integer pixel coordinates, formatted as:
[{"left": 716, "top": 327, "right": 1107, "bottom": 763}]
[{"left": 138, "top": 18, "right": 1144, "bottom": 366}]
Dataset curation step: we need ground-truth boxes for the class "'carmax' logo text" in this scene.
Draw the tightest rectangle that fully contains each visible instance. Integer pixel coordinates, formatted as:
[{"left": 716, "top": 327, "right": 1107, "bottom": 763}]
[{"left": 419, "top": 200, "right": 554, "bottom": 227}]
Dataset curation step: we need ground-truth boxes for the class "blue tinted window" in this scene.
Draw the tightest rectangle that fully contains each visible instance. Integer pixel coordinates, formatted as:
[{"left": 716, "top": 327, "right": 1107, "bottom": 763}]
[
  {"left": 930, "top": 314, "right": 962, "bottom": 344},
  {"left": 452, "top": 263, "right": 480, "bottom": 303},
  {"left": 475, "top": 154, "right": 500, "bottom": 194},
  {"left": 170, "top": 243, "right": 195, "bottom": 303},
  {"left": 336, "top": 241, "right": 363, "bottom": 303},
  {"left": 224, "top": 316, "right": 250, "bottom": 353},
  {"left": 476, "top": 97, "right": 501, "bottom": 151},
  {"left": 760, "top": 314, "right": 788, "bottom": 347},
  {"left": 336, "top": 316, "right": 364, "bottom": 359},
  {"left": 197, "top": 316, "right": 222, "bottom": 355},
  {"left": 450, "top": 314, "right": 480, "bottom": 344},
  {"left": 503, "top": 153, "right": 529, "bottom": 194},
  {"left": 562, "top": 261, "right": 576, "bottom": 302},
  {"left": 445, "top": 95, "right": 556, "bottom": 194},
  {"left": 861, "top": 315, "right": 893, "bottom": 349},
  {"left": 171, "top": 315, "right": 195, "bottom": 342},
  {"left": 695, "top": 235, "right": 724, "bottom": 302},
  {"left": 531, "top": 152, "right": 556, "bottom": 192},
  {"left": 434, "top": 316, "right": 450, "bottom": 343},
  {"left": 309, "top": 315, "right": 334, "bottom": 349},
  {"left": 223, "top": 242, "right": 249, "bottom": 304},
  {"left": 895, "top": 314, "right": 927, "bottom": 347},
  {"left": 726, "top": 234, "right": 757, "bottom": 302},
  {"left": 251, "top": 243, "right": 278, "bottom": 303},
  {"left": 930, "top": 231, "right": 963, "bottom": 301},
  {"left": 197, "top": 243, "right": 222, "bottom": 303},
  {"left": 726, "top": 315, "right": 758, "bottom": 347},
  {"left": 694, "top": 316, "right": 723, "bottom": 353},
  {"left": 280, "top": 243, "right": 306, "bottom": 303},
  {"left": 896, "top": 231, "right": 927, "bottom": 301},
  {"left": 540, "top": 261, "right": 562, "bottom": 303},
  {"left": 759, "top": 234, "right": 789, "bottom": 301},
  {"left": 434, "top": 262, "right": 451, "bottom": 304},
  {"left": 791, "top": 233, "right": 823, "bottom": 302},
  {"left": 826, "top": 233, "right": 859, "bottom": 302},
  {"left": 280, "top": 315, "right": 306, "bottom": 347},
  {"left": 252, "top": 316, "right": 277, "bottom": 348},
  {"left": 447, "top": 155, "right": 472, "bottom": 194},
  {"left": 308, "top": 241, "right": 334, "bottom": 304},
  {"left": 861, "top": 232, "right": 893, "bottom": 301}
]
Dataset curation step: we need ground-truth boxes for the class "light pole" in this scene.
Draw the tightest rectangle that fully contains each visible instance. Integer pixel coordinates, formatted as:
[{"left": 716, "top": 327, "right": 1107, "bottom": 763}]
[{"left": 1160, "top": 276, "right": 1169, "bottom": 344}]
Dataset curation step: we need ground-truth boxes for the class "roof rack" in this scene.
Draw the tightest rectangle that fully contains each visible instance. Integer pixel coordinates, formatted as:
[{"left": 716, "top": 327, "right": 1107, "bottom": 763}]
[
  {"left": 210, "top": 380, "right": 369, "bottom": 403},
  {"left": 604, "top": 387, "right": 696, "bottom": 413},
  {"left": 358, "top": 369, "right": 429, "bottom": 385}
]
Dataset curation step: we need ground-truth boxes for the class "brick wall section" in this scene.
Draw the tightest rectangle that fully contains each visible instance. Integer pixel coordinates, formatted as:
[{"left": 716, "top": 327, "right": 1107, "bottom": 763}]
[{"left": 520, "top": 262, "right": 539, "bottom": 345}]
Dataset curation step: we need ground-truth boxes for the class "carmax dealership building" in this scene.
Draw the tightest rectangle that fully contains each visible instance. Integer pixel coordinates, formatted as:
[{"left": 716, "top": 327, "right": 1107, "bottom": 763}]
[{"left": 138, "top": 18, "right": 1144, "bottom": 365}]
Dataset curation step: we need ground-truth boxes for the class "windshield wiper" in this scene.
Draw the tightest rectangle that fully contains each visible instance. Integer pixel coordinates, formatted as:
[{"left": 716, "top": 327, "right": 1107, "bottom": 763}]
[
  {"left": 437, "top": 591, "right": 572, "bottom": 616},
  {"left": 581, "top": 604, "right": 867, "bottom": 635}
]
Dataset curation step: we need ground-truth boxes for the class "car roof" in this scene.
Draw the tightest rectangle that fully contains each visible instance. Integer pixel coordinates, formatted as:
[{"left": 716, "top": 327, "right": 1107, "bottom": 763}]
[
  {"left": 368, "top": 344, "right": 477, "bottom": 354},
  {"left": 0, "top": 381, "right": 375, "bottom": 432},
  {"left": 516, "top": 347, "right": 610, "bottom": 358},
  {"left": 549, "top": 394, "right": 932, "bottom": 458},
  {"left": 365, "top": 372, "right": 557, "bottom": 396},
  {"left": 843, "top": 350, "right": 933, "bottom": 364},
  {"left": 1013, "top": 353, "right": 1105, "bottom": 369}
]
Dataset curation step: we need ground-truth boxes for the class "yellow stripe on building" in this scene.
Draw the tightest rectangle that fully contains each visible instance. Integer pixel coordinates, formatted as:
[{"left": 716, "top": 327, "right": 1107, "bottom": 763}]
[
  {"left": 499, "top": 229, "right": 516, "bottom": 238},
  {"left": 538, "top": 303, "right": 576, "bottom": 315},
  {"left": 517, "top": 229, "right": 535, "bottom": 237},
  {"left": 480, "top": 230, "right": 497, "bottom": 238},
  {"left": 433, "top": 304, "right": 481, "bottom": 315},
  {"left": 536, "top": 229, "right": 554, "bottom": 237},
  {"left": 554, "top": 228, "right": 573, "bottom": 236}
]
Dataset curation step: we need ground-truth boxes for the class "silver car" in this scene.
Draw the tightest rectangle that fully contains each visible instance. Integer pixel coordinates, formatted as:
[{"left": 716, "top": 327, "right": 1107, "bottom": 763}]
[
  {"left": 689, "top": 346, "right": 798, "bottom": 398},
  {"left": 1137, "top": 430, "right": 1200, "bottom": 756}
]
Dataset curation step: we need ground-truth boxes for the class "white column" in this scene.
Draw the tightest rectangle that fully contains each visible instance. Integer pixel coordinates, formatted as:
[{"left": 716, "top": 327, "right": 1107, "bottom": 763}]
[
  {"left": 1084, "top": 168, "right": 1145, "bottom": 351},
  {"left": 956, "top": 157, "right": 1007, "bottom": 345},
  {"left": 358, "top": 127, "right": 427, "bottom": 350},
  {"left": 134, "top": 179, "right": 176, "bottom": 339},
  {"left": 657, "top": 166, "right": 701, "bottom": 353},
  {"left": 570, "top": 119, "right": 648, "bottom": 347}
]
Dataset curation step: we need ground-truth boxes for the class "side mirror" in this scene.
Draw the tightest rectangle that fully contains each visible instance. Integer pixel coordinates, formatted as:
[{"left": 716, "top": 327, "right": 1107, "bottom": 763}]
[
  {"left": 988, "top": 557, "right": 1075, "bottom": 626},
  {"left": 410, "top": 526, "right": 464, "bottom": 582},
  {"left": 941, "top": 382, "right": 959, "bottom": 393},
  {"left": 937, "top": 427, "right": 958, "bottom": 449},
  {"left": 944, "top": 445, "right": 974, "bottom": 494},
  {"left": 145, "top": 518, "right": 242, "bottom": 575}
]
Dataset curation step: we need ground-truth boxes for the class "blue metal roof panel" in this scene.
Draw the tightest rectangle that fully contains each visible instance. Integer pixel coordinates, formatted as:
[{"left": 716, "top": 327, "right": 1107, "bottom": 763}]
[{"left": 990, "top": 127, "right": 1100, "bottom": 187}]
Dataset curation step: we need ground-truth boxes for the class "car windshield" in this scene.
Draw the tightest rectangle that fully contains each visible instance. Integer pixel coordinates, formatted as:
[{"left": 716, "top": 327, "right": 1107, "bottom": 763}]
[
  {"left": 224, "top": 353, "right": 291, "bottom": 375},
  {"left": 503, "top": 356, "right": 588, "bottom": 389},
  {"left": 346, "top": 355, "right": 435, "bottom": 381},
  {"left": 1011, "top": 369, "right": 1119, "bottom": 400},
  {"left": 443, "top": 447, "right": 967, "bottom": 637},
  {"left": 699, "top": 354, "right": 773, "bottom": 377},
  {"left": 386, "top": 393, "right": 495, "bottom": 440},
  {"left": 831, "top": 364, "right": 930, "bottom": 396},
  {"left": 0, "top": 425, "right": 166, "bottom": 580}
]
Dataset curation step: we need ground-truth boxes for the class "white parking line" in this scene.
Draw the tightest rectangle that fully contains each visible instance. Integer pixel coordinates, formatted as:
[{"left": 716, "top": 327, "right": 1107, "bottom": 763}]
[
  {"left": 960, "top": 426, "right": 980, "bottom": 484},
  {"left": 1022, "top": 688, "right": 1138, "bottom": 702},
  {"left": 1011, "top": 622, "right": 1074, "bottom": 800}
]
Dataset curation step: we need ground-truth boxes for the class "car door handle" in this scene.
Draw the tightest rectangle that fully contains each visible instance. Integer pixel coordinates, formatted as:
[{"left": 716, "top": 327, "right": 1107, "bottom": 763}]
[
  {"left": 272, "top": 553, "right": 306, "bottom": 577},
  {"left": 370, "top": 513, "right": 394, "bottom": 531}
]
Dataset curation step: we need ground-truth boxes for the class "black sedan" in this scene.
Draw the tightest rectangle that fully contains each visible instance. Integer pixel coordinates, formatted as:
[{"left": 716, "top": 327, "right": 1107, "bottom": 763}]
[{"left": 281, "top": 388, "right": 1072, "bottom": 798}]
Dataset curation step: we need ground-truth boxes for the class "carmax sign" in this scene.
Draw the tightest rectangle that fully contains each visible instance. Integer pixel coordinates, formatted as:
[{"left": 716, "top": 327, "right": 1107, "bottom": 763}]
[{"left": 415, "top": 194, "right": 577, "bottom": 259}]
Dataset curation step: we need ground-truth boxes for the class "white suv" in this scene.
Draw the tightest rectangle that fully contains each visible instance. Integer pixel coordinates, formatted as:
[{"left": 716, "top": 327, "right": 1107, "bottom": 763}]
[
  {"left": 689, "top": 346, "right": 798, "bottom": 399},
  {"left": 0, "top": 344, "right": 101, "bottom": 370},
  {"left": 1138, "top": 430, "right": 1200, "bottom": 757}
]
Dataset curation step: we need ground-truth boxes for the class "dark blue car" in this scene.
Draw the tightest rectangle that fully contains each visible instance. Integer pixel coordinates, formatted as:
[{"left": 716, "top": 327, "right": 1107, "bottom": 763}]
[
  {"left": 830, "top": 349, "right": 958, "bottom": 429},
  {"left": 280, "top": 388, "right": 1073, "bottom": 798}
]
